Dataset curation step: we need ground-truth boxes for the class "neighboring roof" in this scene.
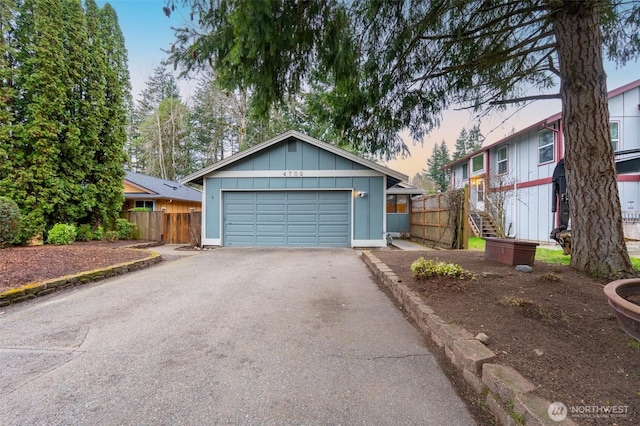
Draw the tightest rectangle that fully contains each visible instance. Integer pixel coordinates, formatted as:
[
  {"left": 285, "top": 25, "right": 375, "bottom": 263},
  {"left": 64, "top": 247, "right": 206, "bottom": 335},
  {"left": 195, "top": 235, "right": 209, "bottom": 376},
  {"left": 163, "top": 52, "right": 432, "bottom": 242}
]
[
  {"left": 387, "top": 183, "right": 427, "bottom": 195},
  {"left": 124, "top": 171, "right": 202, "bottom": 203},
  {"left": 443, "top": 78, "right": 640, "bottom": 170},
  {"left": 181, "top": 130, "right": 408, "bottom": 186}
]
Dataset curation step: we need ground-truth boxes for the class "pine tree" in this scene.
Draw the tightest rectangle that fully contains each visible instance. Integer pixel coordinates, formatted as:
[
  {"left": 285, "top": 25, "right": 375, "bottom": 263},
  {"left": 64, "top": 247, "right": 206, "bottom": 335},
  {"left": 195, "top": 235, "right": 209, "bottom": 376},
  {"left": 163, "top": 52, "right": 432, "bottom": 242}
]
[
  {"left": 426, "top": 141, "right": 451, "bottom": 193},
  {"left": 129, "top": 66, "right": 181, "bottom": 173},
  {"left": 453, "top": 125, "right": 484, "bottom": 160},
  {"left": 139, "top": 97, "right": 191, "bottom": 181}
]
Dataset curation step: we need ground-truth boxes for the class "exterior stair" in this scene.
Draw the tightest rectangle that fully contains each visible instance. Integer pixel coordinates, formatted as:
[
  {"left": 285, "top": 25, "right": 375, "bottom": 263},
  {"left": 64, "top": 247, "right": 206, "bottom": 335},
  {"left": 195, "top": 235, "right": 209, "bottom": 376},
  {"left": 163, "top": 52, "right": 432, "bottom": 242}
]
[{"left": 469, "top": 211, "right": 498, "bottom": 238}]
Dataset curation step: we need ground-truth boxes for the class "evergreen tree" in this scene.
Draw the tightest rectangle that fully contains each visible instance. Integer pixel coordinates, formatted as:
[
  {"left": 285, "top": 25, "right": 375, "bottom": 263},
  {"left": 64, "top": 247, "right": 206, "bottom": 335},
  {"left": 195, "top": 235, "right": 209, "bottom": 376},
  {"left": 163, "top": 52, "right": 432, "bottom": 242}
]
[
  {"left": 0, "top": 0, "right": 131, "bottom": 241},
  {"left": 426, "top": 141, "right": 450, "bottom": 193},
  {"left": 453, "top": 125, "right": 484, "bottom": 160},
  {"left": 138, "top": 97, "right": 191, "bottom": 181},
  {"left": 80, "top": 0, "right": 109, "bottom": 224},
  {"left": 129, "top": 66, "right": 181, "bottom": 172},
  {"left": 56, "top": 0, "right": 92, "bottom": 224},
  {"left": 10, "top": 0, "right": 68, "bottom": 241},
  {"left": 0, "top": 0, "right": 19, "bottom": 199},
  {"left": 94, "top": 3, "right": 129, "bottom": 227}
]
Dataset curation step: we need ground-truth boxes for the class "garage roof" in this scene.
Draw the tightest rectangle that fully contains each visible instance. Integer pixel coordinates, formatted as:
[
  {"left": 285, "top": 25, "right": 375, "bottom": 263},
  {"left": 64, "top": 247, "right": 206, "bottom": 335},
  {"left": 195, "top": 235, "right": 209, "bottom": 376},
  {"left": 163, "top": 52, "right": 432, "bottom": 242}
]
[{"left": 181, "top": 130, "right": 408, "bottom": 186}]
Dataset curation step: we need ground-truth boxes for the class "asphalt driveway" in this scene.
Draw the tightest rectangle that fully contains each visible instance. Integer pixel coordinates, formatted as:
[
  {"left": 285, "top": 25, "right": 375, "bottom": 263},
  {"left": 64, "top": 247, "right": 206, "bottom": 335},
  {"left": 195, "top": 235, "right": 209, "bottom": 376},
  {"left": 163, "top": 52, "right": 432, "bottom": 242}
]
[{"left": 0, "top": 248, "right": 475, "bottom": 425}]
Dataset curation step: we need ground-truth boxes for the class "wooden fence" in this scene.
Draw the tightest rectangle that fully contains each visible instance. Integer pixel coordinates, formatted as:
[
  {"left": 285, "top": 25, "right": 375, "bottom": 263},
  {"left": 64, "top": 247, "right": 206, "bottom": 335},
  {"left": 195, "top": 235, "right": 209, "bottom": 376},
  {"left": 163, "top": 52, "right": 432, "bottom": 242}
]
[
  {"left": 121, "top": 211, "right": 201, "bottom": 245},
  {"left": 410, "top": 188, "right": 469, "bottom": 249}
]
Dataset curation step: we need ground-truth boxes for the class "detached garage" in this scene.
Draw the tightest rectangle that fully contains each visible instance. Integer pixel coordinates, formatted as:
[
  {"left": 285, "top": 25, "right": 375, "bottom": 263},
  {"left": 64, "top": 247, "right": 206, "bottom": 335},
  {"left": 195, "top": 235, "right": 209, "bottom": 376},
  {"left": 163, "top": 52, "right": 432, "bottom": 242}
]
[{"left": 181, "top": 131, "right": 408, "bottom": 248}]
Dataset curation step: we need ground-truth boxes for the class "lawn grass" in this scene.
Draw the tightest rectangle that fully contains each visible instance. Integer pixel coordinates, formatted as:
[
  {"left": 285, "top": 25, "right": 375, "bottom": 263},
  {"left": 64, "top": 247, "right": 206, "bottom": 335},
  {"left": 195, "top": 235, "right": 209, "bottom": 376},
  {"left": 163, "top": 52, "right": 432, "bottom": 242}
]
[{"left": 468, "top": 236, "right": 640, "bottom": 268}]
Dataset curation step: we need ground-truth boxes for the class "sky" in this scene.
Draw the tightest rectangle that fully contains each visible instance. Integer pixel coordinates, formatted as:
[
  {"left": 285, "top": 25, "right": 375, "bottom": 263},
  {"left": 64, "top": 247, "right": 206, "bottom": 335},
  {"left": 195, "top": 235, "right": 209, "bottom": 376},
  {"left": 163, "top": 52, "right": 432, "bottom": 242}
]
[{"left": 100, "top": 0, "right": 640, "bottom": 181}]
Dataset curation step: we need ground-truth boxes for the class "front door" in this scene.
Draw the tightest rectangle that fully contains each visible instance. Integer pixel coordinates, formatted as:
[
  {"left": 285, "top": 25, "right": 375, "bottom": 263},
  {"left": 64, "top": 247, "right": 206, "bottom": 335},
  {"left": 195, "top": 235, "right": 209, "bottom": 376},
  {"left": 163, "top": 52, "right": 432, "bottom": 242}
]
[{"left": 471, "top": 179, "right": 485, "bottom": 211}]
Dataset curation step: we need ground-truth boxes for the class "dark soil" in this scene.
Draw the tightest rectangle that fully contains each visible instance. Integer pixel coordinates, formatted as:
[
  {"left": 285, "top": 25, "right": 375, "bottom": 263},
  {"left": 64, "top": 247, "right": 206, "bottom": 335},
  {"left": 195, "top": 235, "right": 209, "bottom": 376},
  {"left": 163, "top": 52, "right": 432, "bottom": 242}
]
[
  {"left": 373, "top": 249, "right": 640, "bottom": 425},
  {"left": 0, "top": 241, "right": 152, "bottom": 291}
]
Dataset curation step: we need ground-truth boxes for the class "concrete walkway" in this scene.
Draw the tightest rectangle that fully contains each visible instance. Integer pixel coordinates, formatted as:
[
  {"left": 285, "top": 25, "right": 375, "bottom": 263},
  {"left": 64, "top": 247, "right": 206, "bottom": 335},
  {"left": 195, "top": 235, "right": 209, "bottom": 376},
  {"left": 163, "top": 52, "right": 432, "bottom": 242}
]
[
  {"left": 0, "top": 248, "right": 474, "bottom": 425},
  {"left": 391, "top": 238, "right": 435, "bottom": 251}
]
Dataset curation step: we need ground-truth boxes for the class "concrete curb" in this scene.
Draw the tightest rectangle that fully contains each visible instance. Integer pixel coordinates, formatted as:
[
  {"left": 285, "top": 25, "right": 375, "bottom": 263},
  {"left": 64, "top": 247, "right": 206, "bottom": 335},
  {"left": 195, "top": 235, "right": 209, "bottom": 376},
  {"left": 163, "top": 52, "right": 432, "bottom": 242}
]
[
  {"left": 0, "top": 245, "right": 163, "bottom": 307},
  {"left": 361, "top": 250, "right": 577, "bottom": 426}
]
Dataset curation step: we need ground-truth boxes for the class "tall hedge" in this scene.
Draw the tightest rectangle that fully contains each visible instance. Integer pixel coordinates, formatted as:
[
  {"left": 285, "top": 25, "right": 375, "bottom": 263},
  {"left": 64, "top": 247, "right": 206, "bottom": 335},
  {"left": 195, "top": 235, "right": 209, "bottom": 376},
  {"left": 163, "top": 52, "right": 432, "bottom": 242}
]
[{"left": 0, "top": 196, "right": 21, "bottom": 248}]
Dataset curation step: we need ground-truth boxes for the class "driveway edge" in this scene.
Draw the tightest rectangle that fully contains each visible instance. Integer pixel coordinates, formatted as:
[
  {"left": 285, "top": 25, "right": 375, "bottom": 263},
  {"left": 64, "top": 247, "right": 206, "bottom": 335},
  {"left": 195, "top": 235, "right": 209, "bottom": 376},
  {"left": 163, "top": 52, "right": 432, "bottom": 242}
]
[
  {"left": 361, "top": 250, "right": 577, "bottom": 426},
  {"left": 0, "top": 250, "right": 162, "bottom": 307}
]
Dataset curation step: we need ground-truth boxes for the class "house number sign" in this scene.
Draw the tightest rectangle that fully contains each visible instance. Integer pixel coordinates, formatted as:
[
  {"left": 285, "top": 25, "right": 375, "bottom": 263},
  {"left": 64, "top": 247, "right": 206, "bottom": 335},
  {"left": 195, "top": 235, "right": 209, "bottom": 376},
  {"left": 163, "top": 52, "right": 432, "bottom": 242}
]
[{"left": 282, "top": 170, "right": 303, "bottom": 177}]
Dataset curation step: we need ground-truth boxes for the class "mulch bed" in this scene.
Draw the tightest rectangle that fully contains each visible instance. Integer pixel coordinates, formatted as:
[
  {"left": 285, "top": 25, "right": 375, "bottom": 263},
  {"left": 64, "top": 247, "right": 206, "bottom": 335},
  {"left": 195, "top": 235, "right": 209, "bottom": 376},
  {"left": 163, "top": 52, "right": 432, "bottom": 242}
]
[
  {"left": 0, "top": 241, "right": 152, "bottom": 291},
  {"left": 373, "top": 248, "right": 639, "bottom": 425}
]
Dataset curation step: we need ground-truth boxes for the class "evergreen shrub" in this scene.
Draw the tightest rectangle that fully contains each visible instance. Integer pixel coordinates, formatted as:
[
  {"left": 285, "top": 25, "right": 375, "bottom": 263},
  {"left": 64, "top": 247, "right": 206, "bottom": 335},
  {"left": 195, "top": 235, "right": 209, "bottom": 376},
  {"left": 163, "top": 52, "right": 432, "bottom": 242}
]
[
  {"left": 47, "top": 223, "right": 77, "bottom": 245},
  {"left": 0, "top": 196, "right": 21, "bottom": 248},
  {"left": 76, "top": 224, "right": 93, "bottom": 241},
  {"left": 115, "top": 218, "right": 135, "bottom": 239}
]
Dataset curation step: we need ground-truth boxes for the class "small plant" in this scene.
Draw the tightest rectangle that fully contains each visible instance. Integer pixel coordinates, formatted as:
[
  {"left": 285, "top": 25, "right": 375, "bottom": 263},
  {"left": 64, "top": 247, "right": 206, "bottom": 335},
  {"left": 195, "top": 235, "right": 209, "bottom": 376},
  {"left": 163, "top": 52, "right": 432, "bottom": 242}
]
[
  {"left": 130, "top": 207, "right": 152, "bottom": 212},
  {"left": 538, "top": 305, "right": 553, "bottom": 322},
  {"left": 76, "top": 224, "right": 93, "bottom": 242},
  {"left": 115, "top": 218, "right": 135, "bottom": 240},
  {"left": 0, "top": 196, "right": 21, "bottom": 248},
  {"left": 540, "top": 273, "right": 561, "bottom": 282},
  {"left": 501, "top": 296, "right": 533, "bottom": 307},
  {"left": 506, "top": 399, "right": 525, "bottom": 425},
  {"left": 560, "top": 311, "right": 570, "bottom": 325},
  {"left": 46, "top": 223, "right": 77, "bottom": 245},
  {"left": 410, "top": 257, "right": 467, "bottom": 279},
  {"left": 93, "top": 225, "right": 104, "bottom": 240},
  {"left": 627, "top": 340, "right": 640, "bottom": 350},
  {"left": 104, "top": 230, "right": 119, "bottom": 242}
]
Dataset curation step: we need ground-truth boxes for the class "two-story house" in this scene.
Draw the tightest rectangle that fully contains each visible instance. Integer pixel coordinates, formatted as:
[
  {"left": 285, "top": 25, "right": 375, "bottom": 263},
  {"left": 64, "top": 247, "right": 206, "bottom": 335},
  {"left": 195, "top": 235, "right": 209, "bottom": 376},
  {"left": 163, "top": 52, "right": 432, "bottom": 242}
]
[{"left": 444, "top": 79, "right": 640, "bottom": 243}]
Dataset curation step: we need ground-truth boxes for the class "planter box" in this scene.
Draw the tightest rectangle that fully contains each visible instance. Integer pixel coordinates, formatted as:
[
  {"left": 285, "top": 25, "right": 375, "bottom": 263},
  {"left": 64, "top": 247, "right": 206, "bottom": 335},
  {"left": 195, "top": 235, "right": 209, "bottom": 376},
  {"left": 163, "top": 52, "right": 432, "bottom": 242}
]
[
  {"left": 484, "top": 238, "right": 538, "bottom": 266},
  {"left": 603, "top": 279, "right": 640, "bottom": 340}
]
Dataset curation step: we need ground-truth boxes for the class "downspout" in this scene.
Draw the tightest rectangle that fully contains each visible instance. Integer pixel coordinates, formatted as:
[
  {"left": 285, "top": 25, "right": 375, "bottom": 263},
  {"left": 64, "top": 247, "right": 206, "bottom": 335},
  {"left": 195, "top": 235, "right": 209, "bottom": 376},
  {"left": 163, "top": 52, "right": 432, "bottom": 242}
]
[{"left": 513, "top": 141, "right": 518, "bottom": 238}]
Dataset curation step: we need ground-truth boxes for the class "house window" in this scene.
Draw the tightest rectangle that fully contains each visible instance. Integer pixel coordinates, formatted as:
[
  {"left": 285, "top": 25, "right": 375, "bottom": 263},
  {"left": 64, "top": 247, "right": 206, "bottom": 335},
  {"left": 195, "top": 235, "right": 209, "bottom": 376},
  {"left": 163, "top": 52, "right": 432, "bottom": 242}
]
[
  {"left": 462, "top": 163, "right": 468, "bottom": 180},
  {"left": 538, "top": 128, "right": 555, "bottom": 164},
  {"left": 386, "top": 194, "right": 408, "bottom": 213},
  {"left": 134, "top": 200, "right": 154, "bottom": 210},
  {"left": 497, "top": 146, "right": 508, "bottom": 175},
  {"left": 471, "top": 154, "right": 484, "bottom": 173},
  {"left": 611, "top": 121, "right": 620, "bottom": 151}
]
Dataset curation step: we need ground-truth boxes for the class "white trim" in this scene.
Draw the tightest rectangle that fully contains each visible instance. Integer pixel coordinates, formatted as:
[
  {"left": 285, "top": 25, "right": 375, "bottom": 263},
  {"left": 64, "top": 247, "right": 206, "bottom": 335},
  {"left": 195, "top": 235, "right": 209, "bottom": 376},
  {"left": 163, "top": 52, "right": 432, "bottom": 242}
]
[
  {"left": 352, "top": 239, "right": 386, "bottom": 248},
  {"left": 209, "top": 170, "right": 384, "bottom": 178},
  {"left": 219, "top": 189, "right": 224, "bottom": 246},
  {"left": 383, "top": 175, "right": 388, "bottom": 235},
  {"left": 219, "top": 187, "right": 355, "bottom": 192},
  {"left": 200, "top": 182, "right": 207, "bottom": 246},
  {"left": 203, "top": 238, "right": 221, "bottom": 246}
]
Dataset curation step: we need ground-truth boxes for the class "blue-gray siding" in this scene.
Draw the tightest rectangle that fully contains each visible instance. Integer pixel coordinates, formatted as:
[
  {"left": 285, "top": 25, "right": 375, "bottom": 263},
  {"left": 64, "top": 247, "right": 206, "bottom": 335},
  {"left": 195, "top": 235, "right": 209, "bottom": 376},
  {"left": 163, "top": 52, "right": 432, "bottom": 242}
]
[{"left": 387, "top": 213, "right": 410, "bottom": 234}]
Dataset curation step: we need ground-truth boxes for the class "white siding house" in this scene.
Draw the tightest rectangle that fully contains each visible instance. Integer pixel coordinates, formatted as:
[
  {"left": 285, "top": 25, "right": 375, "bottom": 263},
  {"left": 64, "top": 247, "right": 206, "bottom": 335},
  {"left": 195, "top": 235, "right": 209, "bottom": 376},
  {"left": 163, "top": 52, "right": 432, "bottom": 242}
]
[{"left": 444, "top": 79, "right": 640, "bottom": 243}]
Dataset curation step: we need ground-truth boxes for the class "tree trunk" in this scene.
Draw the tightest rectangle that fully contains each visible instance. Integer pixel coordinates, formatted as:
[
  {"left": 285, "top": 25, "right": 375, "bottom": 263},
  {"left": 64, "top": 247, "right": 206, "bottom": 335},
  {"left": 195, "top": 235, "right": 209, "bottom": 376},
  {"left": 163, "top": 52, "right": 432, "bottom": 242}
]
[{"left": 551, "top": 2, "right": 635, "bottom": 279}]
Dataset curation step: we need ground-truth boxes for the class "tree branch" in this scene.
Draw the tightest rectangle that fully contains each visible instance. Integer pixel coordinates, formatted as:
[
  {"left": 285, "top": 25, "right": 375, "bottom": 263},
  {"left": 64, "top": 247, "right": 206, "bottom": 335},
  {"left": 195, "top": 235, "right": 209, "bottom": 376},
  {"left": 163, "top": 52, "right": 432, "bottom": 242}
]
[{"left": 489, "top": 93, "right": 561, "bottom": 105}]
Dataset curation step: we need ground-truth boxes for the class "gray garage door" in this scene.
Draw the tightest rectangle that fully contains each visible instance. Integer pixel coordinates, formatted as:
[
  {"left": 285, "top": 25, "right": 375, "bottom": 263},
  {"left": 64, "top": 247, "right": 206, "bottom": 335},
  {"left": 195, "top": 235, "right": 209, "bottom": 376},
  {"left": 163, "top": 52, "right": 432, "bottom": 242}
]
[{"left": 223, "top": 191, "right": 351, "bottom": 247}]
